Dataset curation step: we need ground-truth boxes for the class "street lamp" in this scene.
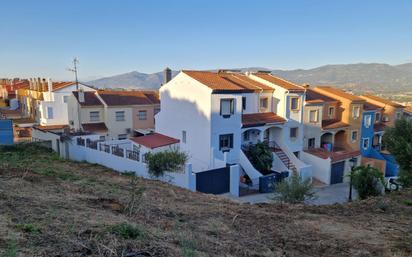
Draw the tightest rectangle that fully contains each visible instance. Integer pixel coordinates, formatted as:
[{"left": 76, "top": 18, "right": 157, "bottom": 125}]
[{"left": 348, "top": 157, "right": 357, "bottom": 202}]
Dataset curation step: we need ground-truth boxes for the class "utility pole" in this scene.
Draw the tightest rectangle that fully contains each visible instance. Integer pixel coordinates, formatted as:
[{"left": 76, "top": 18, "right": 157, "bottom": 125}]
[{"left": 68, "top": 58, "right": 82, "bottom": 131}]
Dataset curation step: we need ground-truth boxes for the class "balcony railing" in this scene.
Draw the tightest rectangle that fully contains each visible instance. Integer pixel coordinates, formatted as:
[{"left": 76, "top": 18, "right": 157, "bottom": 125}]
[
  {"left": 111, "top": 146, "right": 124, "bottom": 157},
  {"left": 126, "top": 150, "right": 140, "bottom": 161}
]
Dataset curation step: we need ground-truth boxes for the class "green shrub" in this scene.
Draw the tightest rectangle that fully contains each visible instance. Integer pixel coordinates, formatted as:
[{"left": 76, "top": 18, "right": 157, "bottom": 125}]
[
  {"left": 109, "top": 223, "right": 146, "bottom": 239},
  {"left": 383, "top": 119, "right": 412, "bottom": 187},
  {"left": 401, "top": 199, "right": 412, "bottom": 206},
  {"left": 144, "top": 149, "right": 188, "bottom": 177},
  {"left": 351, "top": 166, "right": 384, "bottom": 200},
  {"left": 245, "top": 142, "right": 273, "bottom": 173},
  {"left": 272, "top": 171, "right": 315, "bottom": 204},
  {"left": 1, "top": 239, "right": 17, "bottom": 257},
  {"left": 16, "top": 223, "right": 41, "bottom": 234}
]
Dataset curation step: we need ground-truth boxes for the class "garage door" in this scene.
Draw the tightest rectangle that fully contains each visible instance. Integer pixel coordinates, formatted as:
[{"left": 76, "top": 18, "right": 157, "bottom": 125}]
[
  {"left": 330, "top": 161, "right": 345, "bottom": 184},
  {"left": 0, "top": 119, "right": 13, "bottom": 145},
  {"left": 196, "top": 166, "right": 230, "bottom": 194}
]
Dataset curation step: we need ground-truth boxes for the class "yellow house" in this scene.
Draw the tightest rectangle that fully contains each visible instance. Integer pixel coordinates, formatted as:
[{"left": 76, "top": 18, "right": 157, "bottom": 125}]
[{"left": 359, "top": 95, "right": 405, "bottom": 128}]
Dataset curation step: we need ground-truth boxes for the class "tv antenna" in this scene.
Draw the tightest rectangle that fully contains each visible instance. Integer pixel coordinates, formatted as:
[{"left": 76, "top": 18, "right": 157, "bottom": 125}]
[{"left": 68, "top": 57, "right": 80, "bottom": 90}]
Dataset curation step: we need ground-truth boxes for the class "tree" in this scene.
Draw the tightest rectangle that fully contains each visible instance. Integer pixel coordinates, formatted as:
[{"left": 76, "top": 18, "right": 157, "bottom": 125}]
[
  {"left": 144, "top": 149, "right": 188, "bottom": 177},
  {"left": 272, "top": 171, "right": 315, "bottom": 204},
  {"left": 246, "top": 142, "right": 273, "bottom": 173},
  {"left": 350, "top": 165, "right": 384, "bottom": 199},
  {"left": 383, "top": 118, "right": 412, "bottom": 187}
]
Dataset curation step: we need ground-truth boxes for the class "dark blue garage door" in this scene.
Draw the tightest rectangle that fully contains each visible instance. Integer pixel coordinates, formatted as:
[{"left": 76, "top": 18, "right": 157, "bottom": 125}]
[
  {"left": 0, "top": 119, "right": 13, "bottom": 145},
  {"left": 196, "top": 166, "right": 230, "bottom": 194},
  {"left": 331, "top": 161, "right": 345, "bottom": 184}
]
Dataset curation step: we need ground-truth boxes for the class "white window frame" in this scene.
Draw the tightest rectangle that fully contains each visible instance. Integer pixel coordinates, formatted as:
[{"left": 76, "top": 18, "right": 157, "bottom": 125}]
[
  {"left": 309, "top": 110, "right": 318, "bottom": 123},
  {"left": 352, "top": 106, "right": 360, "bottom": 119},
  {"left": 328, "top": 106, "right": 335, "bottom": 117},
  {"left": 220, "top": 98, "right": 235, "bottom": 117},
  {"left": 115, "top": 111, "right": 125, "bottom": 122},
  {"left": 375, "top": 112, "right": 381, "bottom": 123},
  {"left": 47, "top": 106, "right": 53, "bottom": 119},
  {"left": 362, "top": 138, "right": 369, "bottom": 150},
  {"left": 290, "top": 127, "right": 298, "bottom": 139},
  {"left": 260, "top": 97, "right": 268, "bottom": 110},
  {"left": 351, "top": 130, "right": 358, "bottom": 142},
  {"left": 182, "top": 130, "right": 187, "bottom": 143},
  {"left": 90, "top": 111, "right": 100, "bottom": 122},
  {"left": 364, "top": 115, "right": 372, "bottom": 128},
  {"left": 118, "top": 134, "right": 127, "bottom": 140},
  {"left": 138, "top": 110, "right": 147, "bottom": 120},
  {"left": 290, "top": 97, "right": 300, "bottom": 111}
]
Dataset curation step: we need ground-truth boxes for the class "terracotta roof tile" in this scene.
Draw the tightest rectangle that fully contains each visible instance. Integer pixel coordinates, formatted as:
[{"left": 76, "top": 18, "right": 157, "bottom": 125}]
[
  {"left": 97, "top": 90, "right": 155, "bottom": 106},
  {"left": 305, "top": 88, "right": 338, "bottom": 103},
  {"left": 34, "top": 124, "right": 69, "bottom": 131},
  {"left": 253, "top": 73, "right": 305, "bottom": 91},
  {"left": 405, "top": 106, "right": 412, "bottom": 113},
  {"left": 81, "top": 122, "right": 108, "bottom": 132},
  {"left": 52, "top": 82, "right": 76, "bottom": 91},
  {"left": 242, "top": 112, "right": 286, "bottom": 128},
  {"left": 363, "top": 102, "right": 382, "bottom": 111},
  {"left": 314, "top": 86, "right": 365, "bottom": 102},
  {"left": 361, "top": 95, "right": 404, "bottom": 108},
  {"left": 322, "top": 119, "right": 350, "bottom": 130},
  {"left": 183, "top": 70, "right": 273, "bottom": 93},
  {"left": 130, "top": 133, "right": 179, "bottom": 149},
  {"left": 73, "top": 92, "right": 104, "bottom": 106},
  {"left": 304, "top": 148, "right": 360, "bottom": 162}
]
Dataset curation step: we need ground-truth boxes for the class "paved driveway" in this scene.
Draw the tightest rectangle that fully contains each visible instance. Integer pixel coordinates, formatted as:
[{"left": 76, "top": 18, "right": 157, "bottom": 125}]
[{"left": 223, "top": 182, "right": 358, "bottom": 205}]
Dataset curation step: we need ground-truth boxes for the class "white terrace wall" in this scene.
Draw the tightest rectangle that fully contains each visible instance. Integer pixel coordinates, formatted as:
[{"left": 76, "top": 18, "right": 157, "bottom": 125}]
[{"left": 67, "top": 138, "right": 196, "bottom": 191}]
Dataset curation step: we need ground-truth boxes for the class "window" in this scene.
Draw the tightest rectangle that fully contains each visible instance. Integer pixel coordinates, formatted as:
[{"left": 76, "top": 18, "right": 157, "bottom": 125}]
[
  {"left": 63, "top": 95, "right": 69, "bottom": 103},
  {"left": 118, "top": 134, "right": 127, "bottom": 140},
  {"left": 351, "top": 130, "right": 358, "bottom": 142},
  {"left": 382, "top": 115, "right": 389, "bottom": 122},
  {"left": 328, "top": 106, "right": 335, "bottom": 117},
  {"left": 352, "top": 106, "right": 360, "bottom": 118},
  {"left": 396, "top": 112, "right": 402, "bottom": 120},
  {"left": 47, "top": 107, "right": 53, "bottom": 119},
  {"left": 90, "top": 111, "right": 100, "bottom": 122},
  {"left": 290, "top": 97, "right": 300, "bottom": 111},
  {"left": 220, "top": 99, "right": 234, "bottom": 117},
  {"left": 260, "top": 97, "right": 268, "bottom": 109},
  {"left": 154, "top": 107, "right": 161, "bottom": 115},
  {"left": 219, "top": 134, "right": 233, "bottom": 151},
  {"left": 375, "top": 112, "right": 381, "bottom": 123},
  {"left": 309, "top": 110, "right": 318, "bottom": 123},
  {"left": 182, "top": 130, "right": 186, "bottom": 143},
  {"left": 308, "top": 138, "right": 315, "bottom": 149},
  {"left": 242, "top": 97, "right": 246, "bottom": 111},
  {"left": 243, "top": 131, "right": 250, "bottom": 141},
  {"left": 133, "top": 144, "right": 140, "bottom": 153},
  {"left": 99, "top": 136, "right": 106, "bottom": 141},
  {"left": 290, "top": 127, "right": 298, "bottom": 138},
  {"left": 115, "top": 111, "right": 125, "bottom": 121},
  {"left": 362, "top": 138, "right": 369, "bottom": 150},
  {"left": 138, "top": 110, "right": 147, "bottom": 120},
  {"left": 364, "top": 115, "right": 372, "bottom": 128}
]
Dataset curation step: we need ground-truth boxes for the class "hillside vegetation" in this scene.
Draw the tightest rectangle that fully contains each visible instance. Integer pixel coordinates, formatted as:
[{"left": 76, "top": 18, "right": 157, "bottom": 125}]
[{"left": 0, "top": 144, "right": 411, "bottom": 257}]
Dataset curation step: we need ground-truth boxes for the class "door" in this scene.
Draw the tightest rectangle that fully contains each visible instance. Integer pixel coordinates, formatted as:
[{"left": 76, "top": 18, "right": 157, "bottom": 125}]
[
  {"left": 330, "top": 161, "right": 345, "bottom": 184},
  {"left": 196, "top": 166, "right": 230, "bottom": 194}
]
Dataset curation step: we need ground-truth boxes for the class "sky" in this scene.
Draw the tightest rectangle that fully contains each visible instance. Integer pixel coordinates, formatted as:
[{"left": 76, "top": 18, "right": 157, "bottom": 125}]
[{"left": 0, "top": 0, "right": 411, "bottom": 80}]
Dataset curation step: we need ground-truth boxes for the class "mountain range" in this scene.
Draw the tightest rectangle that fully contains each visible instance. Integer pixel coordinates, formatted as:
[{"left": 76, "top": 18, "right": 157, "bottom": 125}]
[{"left": 87, "top": 63, "right": 412, "bottom": 93}]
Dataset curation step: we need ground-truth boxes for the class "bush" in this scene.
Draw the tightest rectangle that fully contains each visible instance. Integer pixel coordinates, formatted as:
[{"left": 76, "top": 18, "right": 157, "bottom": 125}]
[
  {"left": 272, "top": 171, "right": 315, "bottom": 204},
  {"left": 351, "top": 166, "right": 384, "bottom": 200},
  {"left": 109, "top": 223, "right": 146, "bottom": 239},
  {"left": 383, "top": 119, "right": 412, "bottom": 187},
  {"left": 144, "top": 149, "right": 188, "bottom": 177},
  {"left": 246, "top": 142, "right": 273, "bottom": 173},
  {"left": 16, "top": 223, "right": 41, "bottom": 234}
]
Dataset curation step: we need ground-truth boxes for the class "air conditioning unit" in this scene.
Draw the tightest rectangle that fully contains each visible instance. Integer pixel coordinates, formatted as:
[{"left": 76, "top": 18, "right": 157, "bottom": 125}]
[
  {"left": 69, "top": 120, "right": 74, "bottom": 125},
  {"left": 125, "top": 128, "right": 132, "bottom": 133}
]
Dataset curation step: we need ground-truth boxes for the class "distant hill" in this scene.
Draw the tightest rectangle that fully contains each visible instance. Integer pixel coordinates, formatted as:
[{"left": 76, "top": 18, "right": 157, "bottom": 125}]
[{"left": 87, "top": 63, "right": 412, "bottom": 93}]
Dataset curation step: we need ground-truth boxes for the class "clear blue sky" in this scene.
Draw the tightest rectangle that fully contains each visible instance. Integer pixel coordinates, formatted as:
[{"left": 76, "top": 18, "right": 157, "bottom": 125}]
[{"left": 1, "top": 0, "right": 411, "bottom": 80}]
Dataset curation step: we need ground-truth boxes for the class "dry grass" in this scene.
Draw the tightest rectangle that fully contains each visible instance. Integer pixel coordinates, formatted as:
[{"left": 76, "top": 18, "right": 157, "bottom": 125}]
[{"left": 0, "top": 143, "right": 411, "bottom": 257}]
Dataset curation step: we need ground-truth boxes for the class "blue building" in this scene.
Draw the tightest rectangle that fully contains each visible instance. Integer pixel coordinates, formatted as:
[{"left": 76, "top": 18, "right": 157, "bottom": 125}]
[
  {"left": 360, "top": 103, "right": 399, "bottom": 177},
  {"left": 0, "top": 119, "right": 14, "bottom": 145}
]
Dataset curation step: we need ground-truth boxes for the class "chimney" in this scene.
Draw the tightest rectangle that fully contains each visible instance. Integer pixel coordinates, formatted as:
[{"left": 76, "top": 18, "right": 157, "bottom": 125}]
[
  {"left": 48, "top": 78, "right": 53, "bottom": 93},
  {"left": 41, "top": 78, "right": 47, "bottom": 92},
  {"left": 78, "top": 89, "right": 85, "bottom": 103},
  {"left": 163, "top": 67, "right": 172, "bottom": 85},
  {"left": 302, "top": 83, "right": 310, "bottom": 89}
]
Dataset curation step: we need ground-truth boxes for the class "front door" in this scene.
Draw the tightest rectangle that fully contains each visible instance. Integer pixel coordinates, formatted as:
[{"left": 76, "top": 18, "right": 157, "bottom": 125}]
[{"left": 330, "top": 161, "right": 345, "bottom": 184}]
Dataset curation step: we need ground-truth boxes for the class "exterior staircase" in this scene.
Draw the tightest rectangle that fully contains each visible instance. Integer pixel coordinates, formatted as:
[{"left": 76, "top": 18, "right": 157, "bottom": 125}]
[{"left": 266, "top": 141, "right": 297, "bottom": 172}]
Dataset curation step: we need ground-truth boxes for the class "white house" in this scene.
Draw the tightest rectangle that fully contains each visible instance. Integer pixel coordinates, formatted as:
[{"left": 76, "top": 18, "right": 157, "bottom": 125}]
[
  {"left": 156, "top": 70, "right": 312, "bottom": 188},
  {"left": 38, "top": 80, "right": 96, "bottom": 126}
]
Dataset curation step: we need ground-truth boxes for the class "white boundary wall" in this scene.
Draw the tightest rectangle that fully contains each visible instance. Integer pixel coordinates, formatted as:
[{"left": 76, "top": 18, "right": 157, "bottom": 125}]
[{"left": 67, "top": 137, "right": 196, "bottom": 191}]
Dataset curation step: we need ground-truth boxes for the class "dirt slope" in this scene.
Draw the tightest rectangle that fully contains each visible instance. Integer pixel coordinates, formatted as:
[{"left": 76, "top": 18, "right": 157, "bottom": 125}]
[{"left": 0, "top": 144, "right": 411, "bottom": 257}]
